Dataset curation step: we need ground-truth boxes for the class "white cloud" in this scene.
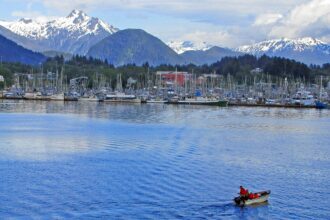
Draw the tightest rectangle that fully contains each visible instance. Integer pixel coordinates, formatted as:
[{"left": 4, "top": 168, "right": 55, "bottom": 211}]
[
  {"left": 269, "top": 0, "right": 330, "bottom": 41},
  {"left": 254, "top": 13, "right": 283, "bottom": 26},
  {"left": 177, "top": 30, "right": 233, "bottom": 47},
  {"left": 11, "top": 10, "right": 58, "bottom": 22},
  {"left": 33, "top": 0, "right": 315, "bottom": 47},
  {"left": 38, "top": 0, "right": 304, "bottom": 19}
]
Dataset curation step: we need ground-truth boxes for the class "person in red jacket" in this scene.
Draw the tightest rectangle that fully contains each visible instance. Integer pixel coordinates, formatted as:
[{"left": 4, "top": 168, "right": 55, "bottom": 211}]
[{"left": 240, "top": 186, "right": 249, "bottom": 197}]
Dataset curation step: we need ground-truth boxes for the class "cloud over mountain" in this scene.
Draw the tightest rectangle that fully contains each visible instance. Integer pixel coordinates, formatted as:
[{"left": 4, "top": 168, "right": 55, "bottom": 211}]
[
  {"left": 4, "top": 0, "right": 310, "bottom": 47},
  {"left": 0, "top": 1, "right": 329, "bottom": 67},
  {"left": 256, "top": 0, "right": 330, "bottom": 43}
]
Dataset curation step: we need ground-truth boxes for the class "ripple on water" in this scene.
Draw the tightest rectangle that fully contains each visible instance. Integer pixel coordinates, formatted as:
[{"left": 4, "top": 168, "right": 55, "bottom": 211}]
[{"left": 0, "top": 102, "right": 330, "bottom": 219}]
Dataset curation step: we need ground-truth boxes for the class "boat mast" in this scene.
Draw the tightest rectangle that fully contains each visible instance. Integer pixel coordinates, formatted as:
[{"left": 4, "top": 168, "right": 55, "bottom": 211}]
[
  {"left": 175, "top": 67, "right": 178, "bottom": 95},
  {"left": 320, "top": 75, "right": 323, "bottom": 101},
  {"left": 60, "top": 65, "right": 64, "bottom": 93}
]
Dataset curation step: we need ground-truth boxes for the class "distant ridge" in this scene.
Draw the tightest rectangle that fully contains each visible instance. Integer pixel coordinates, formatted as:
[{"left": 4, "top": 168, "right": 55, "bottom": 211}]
[
  {"left": 181, "top": 46, "right": 242, "bottom": 65},
  {"left": 0, "top": 34, "right": 46, "bottom": 65}
]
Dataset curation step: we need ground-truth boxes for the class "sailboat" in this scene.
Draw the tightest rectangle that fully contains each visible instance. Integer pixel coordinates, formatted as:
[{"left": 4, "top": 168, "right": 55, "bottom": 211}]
[
  {"left": 4, "top": 86, "right": 24, "bottom": 99},
  {"left": 104, "top": 74, "right": 141, "bottom": 103},
  {"left": 50, "top": 66, "right": 65, "bottom": 101}
]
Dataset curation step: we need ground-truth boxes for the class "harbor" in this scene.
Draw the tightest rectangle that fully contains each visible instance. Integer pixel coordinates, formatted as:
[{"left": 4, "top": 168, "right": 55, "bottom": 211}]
[
  {"left": 1, "top": 2, "right": 330, "bottom": 219},
  {"left": 0, "top": 69, "right": 329, "bottom": 109}
]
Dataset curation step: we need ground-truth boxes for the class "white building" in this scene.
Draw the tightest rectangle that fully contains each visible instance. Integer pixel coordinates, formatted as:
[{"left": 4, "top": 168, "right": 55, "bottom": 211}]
[{"left": 250, "top": 68, "right": 263, "bottom": 74}]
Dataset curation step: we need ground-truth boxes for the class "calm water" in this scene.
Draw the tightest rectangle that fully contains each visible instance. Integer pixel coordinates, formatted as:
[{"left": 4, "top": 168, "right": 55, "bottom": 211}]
[{"left": 0, "top": 100, "right": 329, "bottom": 219}]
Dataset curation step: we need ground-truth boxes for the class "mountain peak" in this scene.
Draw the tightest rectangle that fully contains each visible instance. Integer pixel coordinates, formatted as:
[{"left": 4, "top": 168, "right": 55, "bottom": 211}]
[
  {"left": 66, "top": 9, "right": 89, "bottom": 23},
  {"left": 87, "top": 29, "right": 184, "bottom": 66},
  {"left": 67, "top": 9, "right": 88, "bottom": 18}
]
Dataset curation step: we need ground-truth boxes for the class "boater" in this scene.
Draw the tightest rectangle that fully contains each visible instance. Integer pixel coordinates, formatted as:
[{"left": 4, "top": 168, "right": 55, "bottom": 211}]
[{"left": 239, "top": 186, "right": 249, "bottom": 199}]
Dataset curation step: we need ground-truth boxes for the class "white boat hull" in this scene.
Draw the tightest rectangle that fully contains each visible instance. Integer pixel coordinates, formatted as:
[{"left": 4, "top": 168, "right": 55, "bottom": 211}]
[
  {"left": 50, "top": 94, "right": 65, "bottom": 101},
  {"left": 79, "top": 97, "right": 100, "bottom": 102},
  {"left": 244, "top": 194, "right": 269, "bottom": 205},
  {"left": 104, "top": 98, "right": 141, "bottom": 103},
  {"left": 146, "top": 100, "right": 167, "bottom": 103},
  {"left": 234, "top": 190, "right": 271, "bottom": 206}
]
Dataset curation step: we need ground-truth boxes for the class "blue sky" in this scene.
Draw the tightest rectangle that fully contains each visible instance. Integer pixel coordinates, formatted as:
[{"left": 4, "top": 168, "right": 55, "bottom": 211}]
[{"left": 1, "top": 0, "right": 329, "bottom": 47}]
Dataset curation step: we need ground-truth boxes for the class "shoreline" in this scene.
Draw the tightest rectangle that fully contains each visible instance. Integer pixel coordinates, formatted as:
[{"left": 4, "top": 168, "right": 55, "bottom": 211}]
[{"left": 0, "top": 97, "right": 324, "bottom": 109}]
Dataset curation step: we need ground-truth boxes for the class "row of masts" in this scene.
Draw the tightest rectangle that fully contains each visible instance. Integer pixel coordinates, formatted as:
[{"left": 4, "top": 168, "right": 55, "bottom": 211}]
[{"left": 3, "top": 67, "right": 330, "bottom": 104}]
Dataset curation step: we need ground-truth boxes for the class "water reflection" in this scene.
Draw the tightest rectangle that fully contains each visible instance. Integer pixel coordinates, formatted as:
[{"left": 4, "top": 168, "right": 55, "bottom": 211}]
[
  {"left": 1, "top": 134, "right": 99, "bottom": 161},
  {"left": 0, "top": 115, "right": 102, "bottom": 160},
  {"left": 1, "top": 100, "right": 329, "bottom": 126}
]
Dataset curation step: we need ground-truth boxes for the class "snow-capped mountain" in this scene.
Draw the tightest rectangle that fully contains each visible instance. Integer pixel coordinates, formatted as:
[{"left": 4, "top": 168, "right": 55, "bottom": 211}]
[
  {"left": 237, "top": 37, "right": 330, "bottom": 65},
  {"left": 167, "top": 41, "right": 212, "bottom": 54},
  {"left": 0, "top": 10, "right": 118, "bottom": 54}
]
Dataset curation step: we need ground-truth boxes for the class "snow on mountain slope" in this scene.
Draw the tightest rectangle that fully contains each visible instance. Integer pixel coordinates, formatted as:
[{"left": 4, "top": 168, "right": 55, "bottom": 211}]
[
  {"left": 237, "top": 37, "right": 329, "bottom": 54},
  {"left": 237, "top": 37, "right": 330, "bottom": 65},
  {"left": 0, "top": 10, "right": 118, "bottom": 54},
  {"left": 167, "top": 41, "right": 212, "bottom": 54}
]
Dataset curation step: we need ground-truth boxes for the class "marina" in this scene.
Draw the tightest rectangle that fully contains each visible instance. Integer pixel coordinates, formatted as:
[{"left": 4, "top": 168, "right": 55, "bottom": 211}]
[{"left": 0, "top": 70, "right": 329, "bottom": 109}]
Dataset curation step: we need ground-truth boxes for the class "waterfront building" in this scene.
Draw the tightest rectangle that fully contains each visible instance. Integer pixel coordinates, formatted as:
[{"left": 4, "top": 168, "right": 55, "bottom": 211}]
[{"left": 156, "top": 71, "right": 192, "bottom": 87}]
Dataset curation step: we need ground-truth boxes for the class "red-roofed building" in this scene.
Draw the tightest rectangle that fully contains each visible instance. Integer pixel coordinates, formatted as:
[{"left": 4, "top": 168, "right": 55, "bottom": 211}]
[{"left": 156, "top": 71, "right": 191, "bottom": 86}]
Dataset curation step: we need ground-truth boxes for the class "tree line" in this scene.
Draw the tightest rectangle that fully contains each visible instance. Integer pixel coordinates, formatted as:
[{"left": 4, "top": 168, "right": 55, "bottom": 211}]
[{"left": 0, "top": 54, "right": 329, "bottom": 89}]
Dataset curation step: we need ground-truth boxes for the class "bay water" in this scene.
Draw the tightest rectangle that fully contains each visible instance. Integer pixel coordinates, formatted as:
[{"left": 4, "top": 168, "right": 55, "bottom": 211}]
[{"left": 0, "top": 100, "right": 329, "bottom": 219}]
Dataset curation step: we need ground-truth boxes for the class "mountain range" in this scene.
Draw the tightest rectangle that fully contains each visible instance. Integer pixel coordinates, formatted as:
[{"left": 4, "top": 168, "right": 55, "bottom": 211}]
[
  {"left": 0, "top": 10, "right": 329, "bottom": 66},
  {"left": 237, "top": 38, "right": 330, "bottom": 65}
]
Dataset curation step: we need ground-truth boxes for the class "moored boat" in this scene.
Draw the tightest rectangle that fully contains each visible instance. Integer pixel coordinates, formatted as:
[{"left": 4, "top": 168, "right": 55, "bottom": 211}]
[
  {"left": 177, "top": 97, "right": 228, "bottom": 107},
  {"left": 315, "top": 101, "right": 328, "bottom": 109},
  {"left": 3, "top": 86, "right": 24, "bottom": 99},
  {"left": 64, "top": 92, "right": 79, "bottom": 101},
  {"left": 104, "top": 92, "right": 141, "bottom": 103},
  {"left": 234, "top": 190, "right": 271, "bottom": 206},
  {"left": 50, "top": 93, "right": 65, "bottom": 101},
  {"left": 291, "top": 90, "right": 315, "bottom": 106},
  {"left": 146, "top": 99, "right": 168, "bottom": 104},
  {"left": 79, "top": 96, "right": 101, "bottom": 102}
]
